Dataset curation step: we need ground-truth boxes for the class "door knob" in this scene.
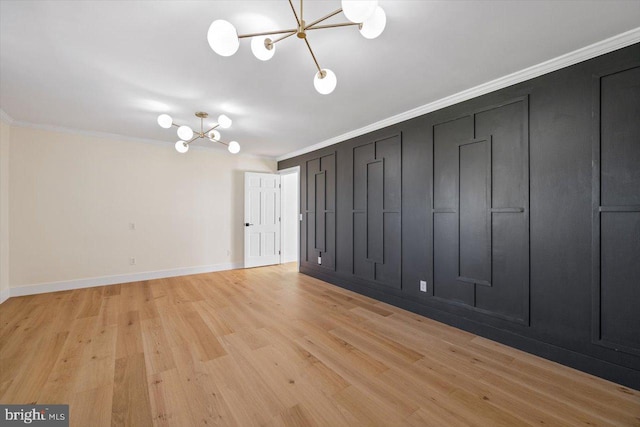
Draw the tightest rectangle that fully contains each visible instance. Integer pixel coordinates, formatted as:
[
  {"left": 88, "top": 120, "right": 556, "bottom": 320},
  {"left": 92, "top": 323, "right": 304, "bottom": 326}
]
[{"left": 245, "top": 223, "right": 254, "bottom": 227}]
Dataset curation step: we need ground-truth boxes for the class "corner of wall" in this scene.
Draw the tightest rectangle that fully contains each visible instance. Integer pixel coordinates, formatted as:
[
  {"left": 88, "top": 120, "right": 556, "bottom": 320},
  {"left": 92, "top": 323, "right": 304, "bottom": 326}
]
[
  {"left": 0, "top": 112, "right": 12, "bottom": 303},
  {"left": 8, "top": 262, "right": 244, "bottom": 298}
]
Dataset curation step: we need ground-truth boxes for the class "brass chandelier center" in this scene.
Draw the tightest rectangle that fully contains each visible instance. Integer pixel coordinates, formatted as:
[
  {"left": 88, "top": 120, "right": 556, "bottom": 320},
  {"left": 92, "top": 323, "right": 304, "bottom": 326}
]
[
  {"left": 156, "top": 112, "right": 240, "bottom": 155},
  {"left": 297, "top": 20, "right": 307, "bottom": 39},
  {"left": 207, "top": 0, "right": 387, "bottom": 95}
]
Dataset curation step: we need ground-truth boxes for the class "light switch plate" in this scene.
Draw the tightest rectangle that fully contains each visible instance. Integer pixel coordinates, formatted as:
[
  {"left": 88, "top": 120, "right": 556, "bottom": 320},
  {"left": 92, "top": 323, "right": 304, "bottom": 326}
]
[
  {"left": 318, "top": 256, "right": 322, "bottom": 265},
  {"left": 420, "top": 280, "right": 427, "bottom": 292}
]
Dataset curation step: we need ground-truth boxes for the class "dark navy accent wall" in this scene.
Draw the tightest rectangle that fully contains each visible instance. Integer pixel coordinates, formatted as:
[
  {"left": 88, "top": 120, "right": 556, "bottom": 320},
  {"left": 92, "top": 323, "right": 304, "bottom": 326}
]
[{"left": 279, "top": 43, "right": 640, "bottom": 389}]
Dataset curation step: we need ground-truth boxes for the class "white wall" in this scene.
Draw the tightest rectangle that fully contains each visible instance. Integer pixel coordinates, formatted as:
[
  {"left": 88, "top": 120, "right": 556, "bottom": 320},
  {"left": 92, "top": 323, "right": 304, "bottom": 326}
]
[
  {"left": 0, "top": 118, "right": 10, "bottom": 302},
  {"left": 280, "top": 172, "right": 298, "bottom": 263},
  {"left": 8, "top": 125, "right": 275, "bottom": 293}
]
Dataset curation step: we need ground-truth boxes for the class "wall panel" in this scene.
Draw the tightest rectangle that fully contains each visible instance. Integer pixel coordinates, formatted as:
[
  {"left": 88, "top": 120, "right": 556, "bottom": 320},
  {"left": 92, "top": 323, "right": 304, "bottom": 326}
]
[
  {"left": 475, "top": 99, "right": 530, "bottom": 323},
  {"left": 352, "top": 135, "right": 402, "bottom": 289},
  {"left": 280, "top": 44, "right": 640, "bottom": 389},
  {"left": 458, "top": 138, "right": 492, "bottom": 286},
  {"left": 432, "top": 98, "right": 529, "bottom": 323},
  {"left": 593, "top": 64, "right": 640, "bottom": 356},
  {"left": 303, "top": 153, "right": 336, "bottom": 271},
  {"left": 433, "top": 117, "right": 473, "bottom": 304}
]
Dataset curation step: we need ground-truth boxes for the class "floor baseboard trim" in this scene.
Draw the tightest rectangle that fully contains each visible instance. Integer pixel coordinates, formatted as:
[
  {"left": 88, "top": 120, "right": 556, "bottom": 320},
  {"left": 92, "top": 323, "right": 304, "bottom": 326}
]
[
  {"left": 0, "top": 287, "right": 9, "bottom": 304},
  {"left": 4, "top": 262, "right": 244, "bottom": 300}
]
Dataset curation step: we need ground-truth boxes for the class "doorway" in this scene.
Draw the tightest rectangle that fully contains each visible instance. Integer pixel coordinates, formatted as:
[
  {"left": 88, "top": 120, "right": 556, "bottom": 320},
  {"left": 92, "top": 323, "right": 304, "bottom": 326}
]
[
  {"left": 243, "top": 169, "right": 299, "bottom": 268},
  {"left": 279, "top": 167, "right": 299, "bottom": 264}
]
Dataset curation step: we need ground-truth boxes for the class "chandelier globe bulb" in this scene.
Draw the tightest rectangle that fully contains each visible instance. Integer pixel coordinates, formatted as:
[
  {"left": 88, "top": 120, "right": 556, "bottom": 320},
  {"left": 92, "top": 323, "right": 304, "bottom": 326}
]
[
  {"left": 313, "top": 69, "right": 337, "bottom": 95},
  {"left": 175, "top": 141, "right": 189, "bottom": 153},
  {"left": 218, "top": 114, "right": 232, "bottom": 129},
  {"left": 251, "top": 36, "right": 276, "bottom": 61},
  {"left": 157, "top": 114, "right": 173, "bottom": 129},
  {"left": 177, "top": 125, "right": 194, "bottom": 141},
  {"left": 341, "top": 0, "right": 378, "bottom": 23},
  {"left": 228, "top": 141, "right": 241, "bottom": 154},
  {"left": 359, "top": 6, "right": 386, "bottom": 39},
  {"left": 207, "top": 20, "right": 240, "bottom": 56}
]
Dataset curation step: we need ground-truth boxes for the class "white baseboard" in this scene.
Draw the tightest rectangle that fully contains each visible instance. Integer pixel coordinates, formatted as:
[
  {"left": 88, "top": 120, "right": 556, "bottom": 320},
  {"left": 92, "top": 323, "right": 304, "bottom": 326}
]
[
  {"left": 2, "top": 262, "right": 244, "bottom": 300},
  {"left": 0, "top": 287, "right": 9, "bottom": 304}
]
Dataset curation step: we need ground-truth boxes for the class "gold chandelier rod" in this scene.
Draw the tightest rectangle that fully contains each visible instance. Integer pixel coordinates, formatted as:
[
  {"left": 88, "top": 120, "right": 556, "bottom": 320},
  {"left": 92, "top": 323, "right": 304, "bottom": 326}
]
[
  {"left": 181, "top": 114, "right": 222, "bottom": 146},
  {"left": 237, "top": 28, "right": 297, "bottom": 39},
  {"left": 236, "top": 9, "right": 354, "bottom": 39},
  {"left": 289, "top": 0, "right": 301, "bottom": 25},
  {"left": 233, "top": 0, "right": 361, "bottom": 77},
  {"left": 272, "top": 31, "right": 297, "bottom": 44},
  {"left": 303, "top": 37, "right": 322, "bottom": 74},
  {"left": 236, "top": 20, "right": 357, "bottom": 39},
  {"left": 307, "top": 22, "right": 360, "bottom": 31},
  {"left": 305, "top": 9, "right": 342, "bottom": 29}
]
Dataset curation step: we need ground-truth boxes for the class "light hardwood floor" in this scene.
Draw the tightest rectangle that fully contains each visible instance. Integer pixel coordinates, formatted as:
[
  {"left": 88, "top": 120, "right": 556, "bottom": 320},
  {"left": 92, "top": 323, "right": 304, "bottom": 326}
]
[{"left": 1, "top": 263, "right": 638, "bottom": 426}]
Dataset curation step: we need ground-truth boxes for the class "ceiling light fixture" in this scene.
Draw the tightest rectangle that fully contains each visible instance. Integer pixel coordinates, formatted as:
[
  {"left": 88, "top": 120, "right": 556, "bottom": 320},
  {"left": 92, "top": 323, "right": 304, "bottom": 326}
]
[
  {"left": 157, "top": 112, "right": 240, "bottom": 154},
  {"left": 207, "top": 0, "right": 386, "bottom": 95}
]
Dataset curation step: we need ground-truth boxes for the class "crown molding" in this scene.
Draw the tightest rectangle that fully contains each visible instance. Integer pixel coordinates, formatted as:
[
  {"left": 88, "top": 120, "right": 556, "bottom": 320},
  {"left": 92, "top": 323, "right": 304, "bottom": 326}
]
[
  {"left": 7, "top": 119, "right": 275, "bottom": 160},
  {"left": 277, "top": 27, "right": 640, "bottom": 162},
  {"left": 240, "top": 152, "right": 279, "bottom": 161},
  {"left": 11, "top": 119, "right": 173, "bottom": 147},
  {"left": 0, "top": 109, "right": 15, "bottom": 125}
]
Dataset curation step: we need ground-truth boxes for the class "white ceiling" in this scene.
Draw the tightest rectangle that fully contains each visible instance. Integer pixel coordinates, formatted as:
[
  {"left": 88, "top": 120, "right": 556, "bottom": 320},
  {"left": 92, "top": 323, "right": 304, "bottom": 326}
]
[{"left": 1, "top": 1, "right": 639, "bottom": 159}]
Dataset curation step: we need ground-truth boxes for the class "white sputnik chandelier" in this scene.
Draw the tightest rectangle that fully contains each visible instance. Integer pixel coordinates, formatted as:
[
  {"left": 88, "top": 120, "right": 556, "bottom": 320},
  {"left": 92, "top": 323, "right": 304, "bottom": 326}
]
[
  {"left": 157, "top": 112, "right": 240, "bottom": 154},
  {"left": 207, "top": 0, "right": 386, "bottom": 95}
]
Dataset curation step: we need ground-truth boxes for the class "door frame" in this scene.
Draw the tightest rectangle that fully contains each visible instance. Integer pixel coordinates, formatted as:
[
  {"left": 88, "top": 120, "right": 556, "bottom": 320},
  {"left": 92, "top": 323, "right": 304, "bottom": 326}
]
[
  {"left": 244, "top": 172, "right": 282, "bottom": 268},
  {"left": 279, "top": 166, "right": 300, "bottom": 265}
]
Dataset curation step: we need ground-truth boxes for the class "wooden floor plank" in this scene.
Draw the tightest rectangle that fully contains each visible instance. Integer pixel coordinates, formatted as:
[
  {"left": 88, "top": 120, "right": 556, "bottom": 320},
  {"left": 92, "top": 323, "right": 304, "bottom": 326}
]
[
  {"left": 115, "top": 310, "right": 144, "bottom": 359},
  {"left": 147, "top": 369, "right": 193, "bottom": 427},
  {"left": 0, "top": 263, "right": 638, "bottom": 426},
  {"left": 111, "top": 353, "right": 153, "bottom": 427},
  {"left": 140, "top": 318, "right": 176, "bottom": 375},
  {"left": 69, "top": 384, "right": 112, "bottom": 427}
]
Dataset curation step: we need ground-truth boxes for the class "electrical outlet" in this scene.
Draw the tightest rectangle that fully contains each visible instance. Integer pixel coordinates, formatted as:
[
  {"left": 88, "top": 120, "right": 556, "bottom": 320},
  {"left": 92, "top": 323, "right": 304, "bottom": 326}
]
[
  {"left": 318, "top": 256, "right": 322, "bottom": 265},
  {"left": 420, "top": 280, "right": 427, "bottom": 292},
  {"left": 130, "top": 257, "right": 136, "bottom": 265}
]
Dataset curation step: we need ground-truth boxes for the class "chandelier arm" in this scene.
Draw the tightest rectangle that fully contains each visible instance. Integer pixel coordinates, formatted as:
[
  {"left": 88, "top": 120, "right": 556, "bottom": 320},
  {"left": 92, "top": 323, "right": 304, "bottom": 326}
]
[
  {"left": 288, "top": 0, "right": 301, "bottom": 26},
  {"left": 203, "top": 124, "right": 220, "bottom": 135},
  {"left": 304, "top": 9, "right": 343, "bottom": 29},
  {"left": 306, "top": 22, "right": 361, "bottom": 31},
  {"left": 272, "top": 31, "right": 297, "bottom": 44},
  {"left": 303, "top": 37, "right": 323, "bottom": 75},
  {"left": 184, "top": 135, "right": 201, "bottom": 146},
  {"left": 238, "top": 28, "right": 297, "bottom": 39}
]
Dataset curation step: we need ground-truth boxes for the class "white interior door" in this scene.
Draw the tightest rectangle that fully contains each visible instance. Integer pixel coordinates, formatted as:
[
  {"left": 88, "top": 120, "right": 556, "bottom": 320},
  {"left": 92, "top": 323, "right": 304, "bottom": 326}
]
[{"left": 244, "top": 172, "right": 281, "bottom": 268}]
